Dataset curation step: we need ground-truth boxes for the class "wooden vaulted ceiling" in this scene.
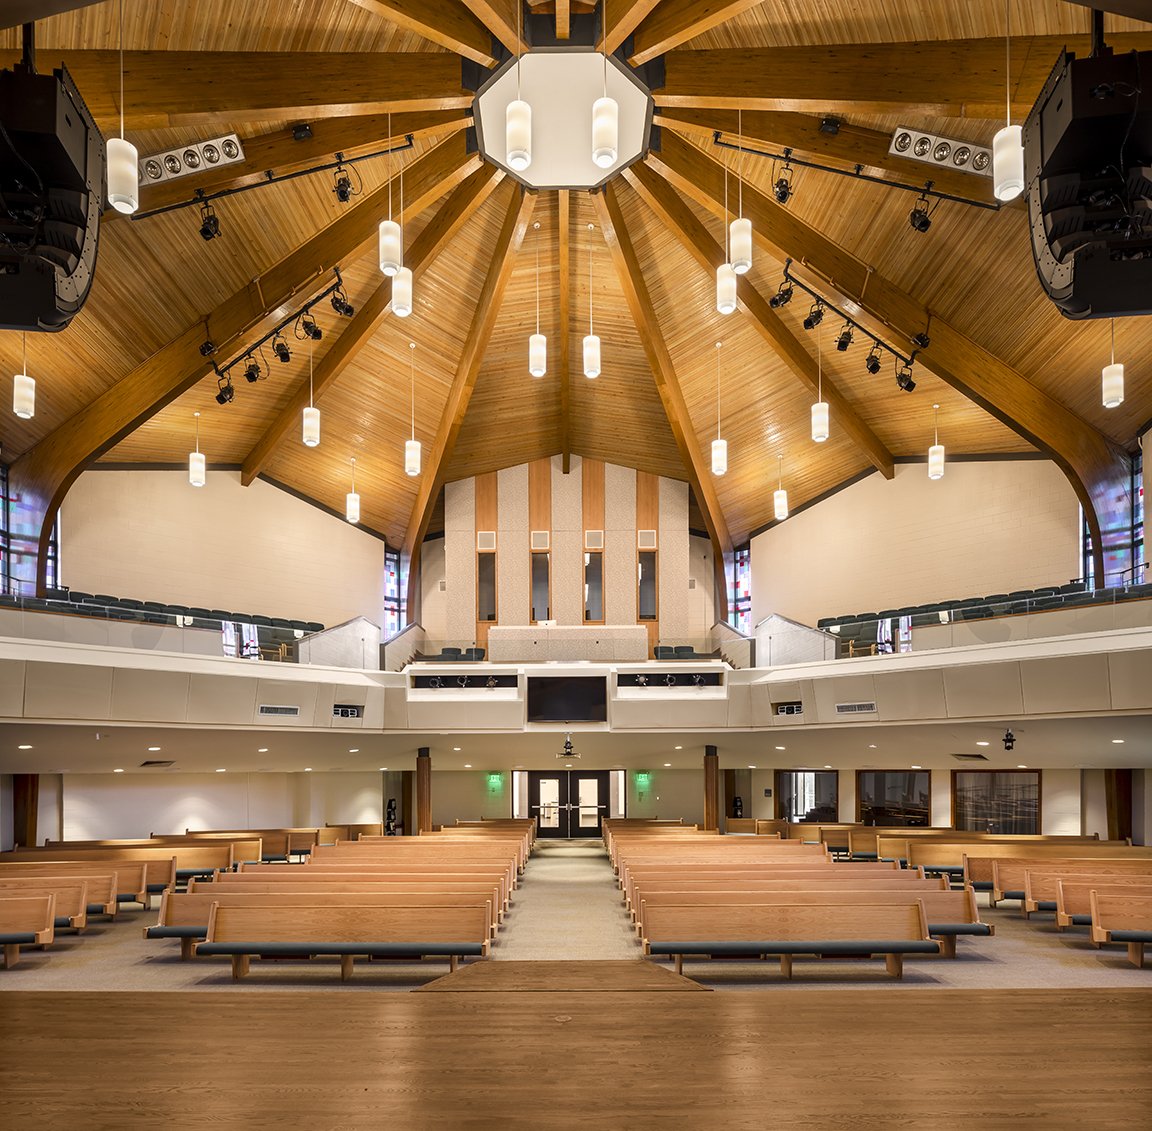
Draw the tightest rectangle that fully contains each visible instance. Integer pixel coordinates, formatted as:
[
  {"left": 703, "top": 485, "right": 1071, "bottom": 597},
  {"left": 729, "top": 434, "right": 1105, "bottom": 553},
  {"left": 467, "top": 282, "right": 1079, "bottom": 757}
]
[{"left": 1, "top": 0, "right": 1150, "bottom": 579}]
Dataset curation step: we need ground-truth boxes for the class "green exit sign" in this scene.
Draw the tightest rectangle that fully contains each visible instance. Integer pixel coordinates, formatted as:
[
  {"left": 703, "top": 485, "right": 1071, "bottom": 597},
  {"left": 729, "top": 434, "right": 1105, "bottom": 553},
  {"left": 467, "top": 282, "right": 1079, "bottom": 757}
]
[
  {"left": 635, "top": 771, "right": 651, "bottom": 788},
  {"left": 487, "top": 772, "right": 503, "bottom": 790}
]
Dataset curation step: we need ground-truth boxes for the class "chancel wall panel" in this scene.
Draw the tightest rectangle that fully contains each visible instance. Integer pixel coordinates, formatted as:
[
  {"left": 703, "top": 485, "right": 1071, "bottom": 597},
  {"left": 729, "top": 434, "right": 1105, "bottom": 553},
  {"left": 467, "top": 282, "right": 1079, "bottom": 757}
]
[
  {"left": 604, "top": 463, "right": 638, "bottom": 627},
  {"left": 444, "top": 479, "right": 476, "bottom": 644},
  {"left": 497, "top": 464, "right": 530, "bottom": 626}
]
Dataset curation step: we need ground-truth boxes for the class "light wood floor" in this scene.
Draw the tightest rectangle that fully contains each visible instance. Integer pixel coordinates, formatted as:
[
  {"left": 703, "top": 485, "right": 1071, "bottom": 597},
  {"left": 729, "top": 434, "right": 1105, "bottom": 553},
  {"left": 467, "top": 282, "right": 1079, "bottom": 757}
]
[{"left": 1, "top": 985, "right": 1149, "bottom": 1128}]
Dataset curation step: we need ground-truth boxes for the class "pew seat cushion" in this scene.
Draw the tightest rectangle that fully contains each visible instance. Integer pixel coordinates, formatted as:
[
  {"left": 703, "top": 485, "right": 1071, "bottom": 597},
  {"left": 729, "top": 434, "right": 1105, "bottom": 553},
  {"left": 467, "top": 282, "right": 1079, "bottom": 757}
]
[
  {"left": 197, "top": 940, "right": 485, "bottom": 957},
  {"left": 0, "top": 932, "right": 39, "bottom": 944},
  {"left": 648, "top": 939, "right": 940, "bottom": 956},
  {"left": 1109, "top": 930, "right": 1152, "bottom": 944},
  {"left": 146, "top": 926, "right": 205, "bottom": 939},
  {"left": 927, "top": 922, "right": 993, "bottom": 937}
]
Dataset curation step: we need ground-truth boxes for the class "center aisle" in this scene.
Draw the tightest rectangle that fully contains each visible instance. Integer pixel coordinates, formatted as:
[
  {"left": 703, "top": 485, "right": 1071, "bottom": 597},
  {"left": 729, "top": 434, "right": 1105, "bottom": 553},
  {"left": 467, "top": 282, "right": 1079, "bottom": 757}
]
[{"left": 495, "top": 839, "right": 641, "bottom": 960}]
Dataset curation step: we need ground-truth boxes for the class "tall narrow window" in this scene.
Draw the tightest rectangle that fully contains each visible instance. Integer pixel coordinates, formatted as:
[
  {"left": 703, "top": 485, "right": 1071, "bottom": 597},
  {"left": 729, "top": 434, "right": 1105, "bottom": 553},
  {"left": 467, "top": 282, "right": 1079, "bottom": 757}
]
[
  {"left": 953, "top": 770, "right": 1040, "bottom": 834},
  {"left": 584, "top": 551, "right": 604, "bottom": 623},
  {"left": 531, "top": 551, "right": 550, "bottom": 622},
  {"left": 477, "top": 553, "right": 497, "bottom": 622},
  {"left": 857, "top": 770, "right": 930, "bottom": 826},
  {"left": 728, "top": 543, "right": 751, "bottom": 634},
  {"left": 776, "top": 770, "right": 838, "bottom": 822},
  {"left": 638, "top": 550, "right": 657, "bottom": 621},
  {"left": 383, "top": 546, "right": 404, "bottom": 639}
]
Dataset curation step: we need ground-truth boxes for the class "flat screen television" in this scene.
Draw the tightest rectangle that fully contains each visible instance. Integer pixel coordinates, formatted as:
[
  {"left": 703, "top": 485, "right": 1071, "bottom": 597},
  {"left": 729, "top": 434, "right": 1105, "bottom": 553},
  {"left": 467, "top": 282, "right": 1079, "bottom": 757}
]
[{"left": 526, "top": 677, "right": 608, "bottom": 723}]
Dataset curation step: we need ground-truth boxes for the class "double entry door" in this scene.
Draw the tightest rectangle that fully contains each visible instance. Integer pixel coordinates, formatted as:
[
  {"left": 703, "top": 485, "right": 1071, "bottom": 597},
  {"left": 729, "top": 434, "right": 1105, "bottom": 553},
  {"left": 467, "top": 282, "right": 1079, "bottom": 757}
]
[{"left": 527, "top": 770, "right": 610, "bottom": 838}]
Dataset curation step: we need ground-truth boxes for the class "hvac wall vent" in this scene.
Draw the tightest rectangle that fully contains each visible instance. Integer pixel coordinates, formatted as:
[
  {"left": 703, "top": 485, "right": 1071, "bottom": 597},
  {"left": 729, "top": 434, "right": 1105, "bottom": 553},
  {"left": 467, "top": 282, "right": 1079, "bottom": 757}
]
[
  {"left": 258, "top": 704, "right": 301, "bottom": 717},
  {"left": 477, "top": 530, "right": 497, "bottom": 551},
  {"left": 438, "top": 579, "right": 447, "bottom": 592},
  {"left": 139, "top": 760, "right": 175, "bottom": 768},
  {"left": 585, "top": 529, "right": 604, "bottom": 550},
  {"left": 688, "top": 578, "right": 697, "bottom": 590},
  {"left": 638, "top": 529, "right": 658, "bottom": 550},
  {"left": 530, "top": 530, "right": 550, "bottom": 551},
  {"left": 951, "top": 752, "right": 990, "bottom": 761},
  {"left": 333, "top": 704, "right": 364, "bottom": 719},
  {"left": 834, "top": 701, "right": 877, "bottom": 715}
]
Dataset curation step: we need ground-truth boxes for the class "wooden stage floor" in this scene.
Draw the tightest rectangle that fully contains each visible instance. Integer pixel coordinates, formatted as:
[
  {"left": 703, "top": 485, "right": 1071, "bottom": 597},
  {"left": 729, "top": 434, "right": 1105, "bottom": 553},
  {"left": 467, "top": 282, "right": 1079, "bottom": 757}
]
[{"left": 1, "top": 984, "right": 1149, "bottom": 1129}]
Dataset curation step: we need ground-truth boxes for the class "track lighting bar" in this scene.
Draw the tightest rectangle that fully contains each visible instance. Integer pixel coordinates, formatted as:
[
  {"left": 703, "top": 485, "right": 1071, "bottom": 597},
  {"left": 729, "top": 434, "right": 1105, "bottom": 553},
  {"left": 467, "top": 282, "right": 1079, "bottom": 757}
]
[
  {"left": 130, "top": 137, "right": 416, "bottom": 222},
  {"left": 780, "top": 259, "right": 919, "bottom": 370},
  {"left": 712, "top": 135, "right": 1000, "bottom": 213}
]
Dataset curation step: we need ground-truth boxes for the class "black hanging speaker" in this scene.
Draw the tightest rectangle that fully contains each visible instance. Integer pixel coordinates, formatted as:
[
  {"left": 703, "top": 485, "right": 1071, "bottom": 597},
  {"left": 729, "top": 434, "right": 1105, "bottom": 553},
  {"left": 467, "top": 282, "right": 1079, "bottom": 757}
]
[{"left": 1024, "top": 46, "right": 1152, "bottom": 319}]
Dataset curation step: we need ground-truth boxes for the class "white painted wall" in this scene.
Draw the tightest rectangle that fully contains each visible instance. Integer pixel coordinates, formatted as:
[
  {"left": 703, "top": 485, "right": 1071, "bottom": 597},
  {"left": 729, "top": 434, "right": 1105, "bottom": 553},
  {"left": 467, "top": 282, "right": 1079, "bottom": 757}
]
[
  {"left": 750, "top": 461, "right": 1080, "bottom": 628},
  {"left": 626, "top": 769, "right": 704, "bottom": 825},
  {"left": 37, "top": 774, "right": 62, "bottom": 843},
  {"left": 1042, "top": 769, "right": 1082, "bottom": 835},
  {"left": 1080, "top": 769, "right": 1109, "bottom": 839},
  {"left": 419, "top": 536, "right": 448, "bottom": 641},
  {"left": 61, "top": 471, "right": 387, "bottom": 629},
  {"left": 688, "top": 536, "right": 715, "bottom": 641},
  {"left": 431, "top": 770, "right": 513, "bottom": 827}
]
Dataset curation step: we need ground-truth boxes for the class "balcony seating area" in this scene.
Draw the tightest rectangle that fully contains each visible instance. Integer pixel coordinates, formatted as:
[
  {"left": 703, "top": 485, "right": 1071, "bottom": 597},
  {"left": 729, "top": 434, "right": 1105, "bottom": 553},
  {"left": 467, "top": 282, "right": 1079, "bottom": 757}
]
[
  {"left": 653, "top": 644, "right": 714, "bottom": 660},
  {"left": 419, "top": 647, "right": 487, "bottom": 662}
]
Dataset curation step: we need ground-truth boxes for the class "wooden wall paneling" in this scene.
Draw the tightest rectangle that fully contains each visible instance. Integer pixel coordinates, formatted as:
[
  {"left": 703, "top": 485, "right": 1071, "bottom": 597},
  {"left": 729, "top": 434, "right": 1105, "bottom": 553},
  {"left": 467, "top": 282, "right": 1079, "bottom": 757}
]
[
  {"left": 558, "top": 190, "right": 572, "bottom": 474},
  {"left": 10, "top": 133, "right": 478, "bottom": 593},
  {"left": 458, "top": 0, "right": 527, "bottom": 55},
  {"left": 654, "top": 34, "right": 1152, "bottom": 117},
  {"left": 623, "top": 162, "right": 894, "bottom": 480},
  {"left": 0, "top": 50, "right": 474, "bottom": 130},
  {"left": 600, "top": 0, "right": 664, "bottom": 55},
  {"left": 555, "top": 0, "right": 571, "bottom": 40},
  {"left": 582, "top": 458, "right": 605, "bottom": 535},
  {"left": 343, "top": 0, "right": 501, "bottom": 66},
  {"left": 628, "top": 0, "right": 766, "bottom": 66},
  {"left": 415, "top": 748, "right": 432, "bottom": 834},
  {"left": 648, "top": 132, "right": 1132, "bottom": 584},
  {"left": 240, "top": 162, "right": 505, "bottom": 484},
  {"left": 703, "top": 745, "right": 719, "bottom": 832}
]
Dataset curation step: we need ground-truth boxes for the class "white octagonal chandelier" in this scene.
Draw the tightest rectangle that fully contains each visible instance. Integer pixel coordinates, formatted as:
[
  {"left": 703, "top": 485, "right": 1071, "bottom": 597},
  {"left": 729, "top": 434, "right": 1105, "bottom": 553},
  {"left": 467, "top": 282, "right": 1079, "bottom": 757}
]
[{"left": 473, "top": 50, "right": 654, "bottom": 190}]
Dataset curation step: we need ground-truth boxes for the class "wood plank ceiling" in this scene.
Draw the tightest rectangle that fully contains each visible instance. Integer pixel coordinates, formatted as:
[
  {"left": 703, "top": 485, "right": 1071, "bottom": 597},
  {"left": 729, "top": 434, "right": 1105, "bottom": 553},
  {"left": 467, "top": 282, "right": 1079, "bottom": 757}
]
[{"left": 1, "top": 0, "right": 1149, "bottom": 566}]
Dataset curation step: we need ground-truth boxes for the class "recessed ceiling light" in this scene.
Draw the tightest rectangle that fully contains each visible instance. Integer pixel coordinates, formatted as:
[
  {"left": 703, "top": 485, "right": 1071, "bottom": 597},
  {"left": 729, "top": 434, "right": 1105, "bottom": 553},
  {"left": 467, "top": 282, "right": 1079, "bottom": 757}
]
[
  {"left": 1017, "top": 764, "right": 1028, "bottom": 769},
  {"left": 378, "top": 767, "right": 388, "bottom": 771},
  {"left": 824, "top": 765, "right": 832, "bottom": 769},
  {"left": 464, "top": 763, "right": 472, "bottom": 768},
  {"left": 976, "top": 741, "right": 990, "bottom": 747},
  {"left": 348, "top": 748, "right": 359, "bottom": 753},
  {"left": 911, "top": 765, "right": 922, "bottom": 770},
  {"left": 565, "top": 763, "right": 573, "bottom": 768},
  {"left": 113, "top": 768, "right": 124, "bottom": 773},
  {"left": 868, "top": 744, "right": 877, "bottom": 749},
  {"left": 304, "top": 767, "right": 312, "bottom": 772},
  {"left": 147, "top": 746, "right": 162, "bottom": 752},
  {"left": 453, "top": 747, "right": 462, "bottom": 752},
  {"left": 1112, "top": 739, "right": 1125, "bottom": 744},
  {"left": 257, "top": 748, "right": 269, "bottom": 753},
  {"left": 775, "top": 746, "right": 786, "bottom": 751},
  {"left": 748, "top": 764, "right": 757, "bottom": 769},
  {"left": 674, "top": 746, "right": 683, "bottom": 750},
  {"left": 216, "top": 768, "right": 226, "bottom": 773},
  {"left": 18, "top": 744, "right": 32, "bottom": 750}
]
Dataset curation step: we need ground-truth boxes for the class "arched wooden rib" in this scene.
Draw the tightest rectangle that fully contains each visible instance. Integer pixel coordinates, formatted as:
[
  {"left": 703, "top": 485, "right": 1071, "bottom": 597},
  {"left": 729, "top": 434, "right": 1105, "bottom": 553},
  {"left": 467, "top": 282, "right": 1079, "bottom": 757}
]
[{"left": 344, "top": 0, "right": 501, "bottom": 67}]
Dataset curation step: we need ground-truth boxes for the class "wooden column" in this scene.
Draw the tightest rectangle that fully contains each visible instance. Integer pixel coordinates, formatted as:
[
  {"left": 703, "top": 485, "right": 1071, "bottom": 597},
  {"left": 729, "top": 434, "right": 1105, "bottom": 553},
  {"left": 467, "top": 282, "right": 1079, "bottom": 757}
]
[
  {"left": 703, "top": 746, "right": 719, "bottom": 832},
  {"left": 13, "top": 774, "right": 39, "bottom": 849},
  {"left": 415, "top": 748, "right": 432, "bottom": 835}
]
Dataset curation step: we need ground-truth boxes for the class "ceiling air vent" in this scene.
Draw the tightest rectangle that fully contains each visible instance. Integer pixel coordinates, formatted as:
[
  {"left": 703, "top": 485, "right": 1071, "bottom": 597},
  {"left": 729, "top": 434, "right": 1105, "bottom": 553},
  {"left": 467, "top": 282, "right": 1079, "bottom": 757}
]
[
  {"left": 139, "top": 760, "right": 175, "bottom": 768},
  {"left": 259, "top": 704, "right": 301, "bottom": 717},
  {"left": 951, "top": 752, "right": 990, "bottom": 761},
  {"left": 835, "top": 701, "right": 877, "bottom": 715}
]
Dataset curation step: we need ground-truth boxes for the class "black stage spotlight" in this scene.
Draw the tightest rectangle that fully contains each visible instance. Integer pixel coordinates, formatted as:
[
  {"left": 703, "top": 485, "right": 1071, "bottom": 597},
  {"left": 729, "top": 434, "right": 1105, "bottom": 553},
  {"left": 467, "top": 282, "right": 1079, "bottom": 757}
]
[
  {"left": 198, "top": 201, "right": 221, "bottom": 241},
  {"left": 864, "top": 344, "right": 882, "bottom": 375},
  {"left": 272, "top": 334, "right": 291, "bottom": 363},
  {"left": 333, "top": 172, "right": 353, "bottom": 204},
  {"left": 214, "top": 377, "right": 235, "bottom": 405},
  {"left": 802, "top": 302, "right": 824, "bottom": 331},
  {"left": 896, "top": 363, "right": 916, "bottom": 392},
  {"left": 768, "top": 281, "right": 793, "bottom": 309},
  {"left": 301, "top": 316, "right": 323, "bottom": 341},
  {"left": 908, "top": 192, "right": 932, "bottom": 233},
  {"left": 774, "top": 171, "right": 794, "bottom": 205},
  {"left": 243, "top": 357, "right": 261, "bottom": 383},
  {"left": 835, "top": 324, "right": 854, "bottom": 352},
  {"left": 1003, "top": 728, "right": 1015, "bottom": 752},
  {"left": 330, "top": 288, "right": 355, "bottom": 317}
]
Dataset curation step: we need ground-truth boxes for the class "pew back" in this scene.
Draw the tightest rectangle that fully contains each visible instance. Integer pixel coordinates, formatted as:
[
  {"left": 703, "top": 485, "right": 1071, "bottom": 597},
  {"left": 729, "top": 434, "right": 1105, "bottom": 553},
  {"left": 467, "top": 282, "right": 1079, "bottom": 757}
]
[
  {"left": 0, "top": 877, "right": 88, "bottom": 929},
  {"left": 0, "top": 894, "right": 56, "bottom": 967},
  {"left": 0, "top": 860, "right": 148, "bottom": 907}
]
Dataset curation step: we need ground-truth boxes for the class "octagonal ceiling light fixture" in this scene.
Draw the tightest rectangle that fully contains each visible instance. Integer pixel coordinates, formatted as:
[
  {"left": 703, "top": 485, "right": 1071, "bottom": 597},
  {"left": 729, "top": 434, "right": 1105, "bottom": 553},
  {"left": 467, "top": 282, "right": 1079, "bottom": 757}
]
[{"left": 474, "top": 49, "right": 654, "bottom": 191}]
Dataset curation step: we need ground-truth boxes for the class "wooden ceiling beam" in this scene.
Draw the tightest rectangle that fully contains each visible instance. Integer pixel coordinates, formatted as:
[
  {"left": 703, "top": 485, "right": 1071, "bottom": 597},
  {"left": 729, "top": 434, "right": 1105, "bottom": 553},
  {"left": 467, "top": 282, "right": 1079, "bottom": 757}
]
[
  {"left": 556, "top": 0, "right": 571, "bottom": 40},
  {"left": 0, "top": 51, "right": 471, "bottom": 129},
  {"left": 654, "top": 108, "right": 1003, "bottom": 207},
  {"left": 656, "top": 33, "right": 1152, "bottom": 117},
  {"left": 10, "top": 134, "right": 479, "bottom": 593},
  {"left": 344, "top": 0, "right": 501, "bottom": 67},
  {"left": 650, "top": 130, "right": 1131, "bottom": 583},
  {"left": 592, "top": 184, "right": 733, "bottom": 557},
  {"left": 458, "top": 1, "right": 527, "bottom": 56},
  {"left": 123, "top": 111, "right": 470, "bottom": 221},
  {"left": 403, "top": 185, "right": 537, "bottom": 559},
  {"left": 240, "top": 163, "right": 505, "bottom": 486},
  {"left": 600, "top": 0, "right": 663, "bottom": 55},
  {"left": 558, "top": 190, "right": 572, "bottom": 474},
  {"left": 628, "top": 1, "right": 765, "bottom": 67},
  {"left": 622, "top": 162, "right": 894, "bottom": 481}
]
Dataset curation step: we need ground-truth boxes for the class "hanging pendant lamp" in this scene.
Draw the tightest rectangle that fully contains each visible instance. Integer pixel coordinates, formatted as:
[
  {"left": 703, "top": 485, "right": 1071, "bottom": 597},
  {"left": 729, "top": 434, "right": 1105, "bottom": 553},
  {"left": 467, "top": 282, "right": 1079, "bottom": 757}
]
[
  {"left": 406, "top": 341, "right": 422, "bottom": 476},
  {"left": 529, "top": 221, "right": 547, "bottom": 377},
  {"left": 811, "top": 321, "right": 829, "bottom": 443},
  {"left": 711, "top": 341, "right": 727, "bottom": 476},
  {"left": 1102, "top": 318, "right": 1125, "bottom": 408},
  {"left": 189, "top": 411, "right": 206, "bottom": 487},
  {"left": 506, "top": 3, "right": 531, "bottom": 170},
  {"left": 592, "top": 52, "right": 618, "bottom": 168},
  {"left": 302, "top": 339, "right": 320, "bottom": 447},
  {"left": 583, "top": 224, "right": 601, "bottom": 378},
  {"left": 12, "top": 332, "right": 34, "bottom": 420},
  {"left": 992, "top": 0, "right": 1025, "bottom": 202},
  {"left": 774, "top": 455, "right": 789, "bottom": 521},
  {"left": 379, "top": 113, "right": 402, "bottom": 276},
  {"left": 346, "top": 458, "right": 360, "bottom": 524},
  {"left": 928, "top": 403, "right": 945, "bottom": 479},
  {"left": 107, "top": 0, "right": 139, "bottom": 214},
  {"left": 716, "top": 157, "right": 737, "bottom": 314},
  {"left": 730, "top": 109, "right": 752, "bottom": 274}
]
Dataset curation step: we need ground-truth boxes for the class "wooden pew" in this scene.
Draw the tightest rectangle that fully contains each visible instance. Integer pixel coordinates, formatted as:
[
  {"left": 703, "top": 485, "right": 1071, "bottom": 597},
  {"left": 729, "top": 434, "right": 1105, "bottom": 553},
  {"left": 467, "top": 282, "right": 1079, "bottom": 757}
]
[
  {"left": 184, "top": 829, "right": 322, "bottom": 859},
  {"left": 2, "top": 843, "right": 240, "bottom": 887},
  {"left": 965, "top": 850, "right": 1152, "bottom": 901},
  {"left": 147, "top": 890, "right": 496, "bottom": 959},
  {"left": 638, "top": 888, "right": 989, "bottom": 959},
  {"left": 334, "top": 837, "right": 530, "bottom": 872},
  {"left": 644, "top": 902, "right": 940, "bottom": 980},
  {"left": 196, "top": 903, "right": 491, "bottom": 981},
  {"left": 882, "top": 836, "right": 1118, "bottom": 878},
  {"left": 0, "top": 873, "right": 116, "bottom": 919},
  {"left": 0, "top": 861, "right": 148, "bottom": 909},
  {"left": 0, "top": 878, "right": 88, "bottom": 930},
  {"left": 1056, "top": 880, "right": 1152, "bottom": 930},
  {"left": 998, "top": 860, "right": 1152, "bottom": 914},
  {"left": 0, "top": 894, "right": 56, "bottom": 968},
  {"left": 1089, "top": 891, "right": 1152, "bottom": 968}
]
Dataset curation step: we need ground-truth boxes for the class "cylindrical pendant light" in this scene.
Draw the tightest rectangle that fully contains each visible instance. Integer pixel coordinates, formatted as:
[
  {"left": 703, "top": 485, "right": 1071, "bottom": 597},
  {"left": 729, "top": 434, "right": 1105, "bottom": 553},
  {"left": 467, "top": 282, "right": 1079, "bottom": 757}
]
[
  {"left": 774, "top": 455, "right": 789, "bottom": 521},
  {"left": 106, "top": 1, "right": 139, "bottom": 214},
  {"left": 730, "top": 109, "right": 752, "bottom": 274},
  {"left": 992, "top": 2, "right": 1025, "bottom": 202},
  {"left": 406, "top": 341, "right": 421, "bottom": 476},
  {"left": 811, "top": 321, "right": 829, "bottom": 443},
  {"left": 529, "top": 221, "right": 546, "bottom": 376},
  {"left": 927, "top": 403, "right": 945, "bottom": 479},
  {"left": 1103, "top": 318, "right": 1124, "bottom": 408},
  {"left": 583, "top": 224, "right": 600, "bottom": 378},
  {"left": 591, "top": 55, "right": 618, "bottom": 168},
  {"left": 12, "top": 332, "right": 34, "bottom": 419},
  {"left": 189, "top": 411, "right": 206, "bottom": 487},
  {"left": 716, "top": 262, "right": 737, "bottom": 315},
  {"left": 392, "top": 266, "right": 413, "bottom": 318},
  {"left": 711, "top": 341, "right": 727, "bottom": 475},
  {"left": 378, "top": 219, "right": 402, "bottom": 277},
  {"left": 345, "top": 458, "right": 360, "bottom": 524},
  {"left": 506, "top": 7, "right": 531, "bottom": 171},
  {"left": 302, "top": 340, "right": 320, "bottom": 447}
]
